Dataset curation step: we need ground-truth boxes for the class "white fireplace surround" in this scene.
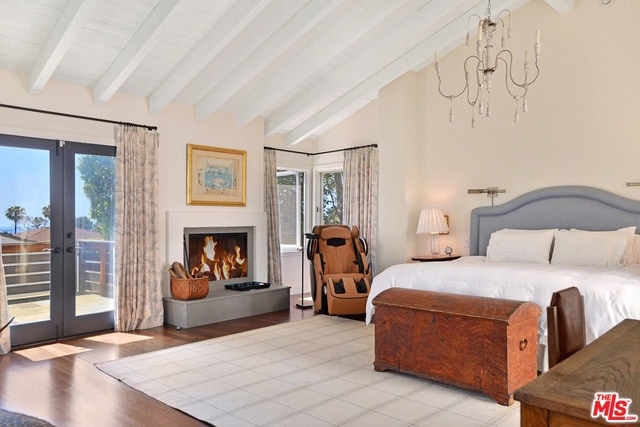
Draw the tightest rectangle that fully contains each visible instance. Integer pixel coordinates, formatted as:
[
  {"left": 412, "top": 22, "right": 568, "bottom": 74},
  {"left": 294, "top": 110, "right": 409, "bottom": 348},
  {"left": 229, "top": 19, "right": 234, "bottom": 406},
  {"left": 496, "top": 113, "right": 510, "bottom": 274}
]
[{"left": 166, "top": 211, "right": 268, "bottom": 288}]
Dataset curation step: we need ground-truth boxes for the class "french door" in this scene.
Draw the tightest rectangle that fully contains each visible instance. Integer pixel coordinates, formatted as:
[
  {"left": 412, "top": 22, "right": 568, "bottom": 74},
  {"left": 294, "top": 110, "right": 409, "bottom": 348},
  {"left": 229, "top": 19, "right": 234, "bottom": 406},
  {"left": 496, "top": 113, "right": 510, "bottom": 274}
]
[{"left": 0, "top": 134, "right": 116, "bottom": 347}]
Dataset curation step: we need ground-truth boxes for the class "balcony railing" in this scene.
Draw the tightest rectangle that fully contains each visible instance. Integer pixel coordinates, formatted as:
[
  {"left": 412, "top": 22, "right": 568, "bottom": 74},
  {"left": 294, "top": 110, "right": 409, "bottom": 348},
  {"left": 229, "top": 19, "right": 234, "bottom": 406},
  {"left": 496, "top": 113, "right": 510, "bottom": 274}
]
[{"left": 1, "top": 240, "right": 114, "bottom": 304}]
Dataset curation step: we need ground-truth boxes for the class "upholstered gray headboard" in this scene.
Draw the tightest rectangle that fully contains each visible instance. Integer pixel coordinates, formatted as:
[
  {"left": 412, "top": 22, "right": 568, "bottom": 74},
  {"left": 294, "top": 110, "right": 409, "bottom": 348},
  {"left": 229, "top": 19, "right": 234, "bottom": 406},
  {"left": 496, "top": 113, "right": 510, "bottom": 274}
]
[{"left": 470, "top": 186, "right": 640, "bottom": 256}]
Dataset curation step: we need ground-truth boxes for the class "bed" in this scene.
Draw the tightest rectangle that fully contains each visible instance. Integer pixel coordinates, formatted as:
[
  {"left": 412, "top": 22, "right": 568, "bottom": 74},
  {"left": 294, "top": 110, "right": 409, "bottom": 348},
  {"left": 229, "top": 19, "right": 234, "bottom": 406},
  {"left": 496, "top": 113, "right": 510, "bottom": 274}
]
[{"left": 366, "top": 186, "right": 640, "bottom": 370}]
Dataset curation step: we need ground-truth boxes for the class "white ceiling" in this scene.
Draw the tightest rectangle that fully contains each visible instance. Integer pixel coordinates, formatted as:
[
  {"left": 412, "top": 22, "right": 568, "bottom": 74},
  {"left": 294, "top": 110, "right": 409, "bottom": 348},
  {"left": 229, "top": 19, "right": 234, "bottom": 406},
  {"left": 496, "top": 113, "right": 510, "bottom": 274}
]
[{"left": 0, "top": 0, "right": 571, "bottom": 146}]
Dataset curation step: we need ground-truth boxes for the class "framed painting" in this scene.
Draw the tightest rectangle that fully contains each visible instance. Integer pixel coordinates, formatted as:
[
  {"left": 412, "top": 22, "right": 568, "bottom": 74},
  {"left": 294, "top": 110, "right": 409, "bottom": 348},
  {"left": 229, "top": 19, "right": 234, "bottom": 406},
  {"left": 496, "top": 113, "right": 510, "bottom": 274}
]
[{"left": 187, "top": 144, "right": 247, "bottom": 206}]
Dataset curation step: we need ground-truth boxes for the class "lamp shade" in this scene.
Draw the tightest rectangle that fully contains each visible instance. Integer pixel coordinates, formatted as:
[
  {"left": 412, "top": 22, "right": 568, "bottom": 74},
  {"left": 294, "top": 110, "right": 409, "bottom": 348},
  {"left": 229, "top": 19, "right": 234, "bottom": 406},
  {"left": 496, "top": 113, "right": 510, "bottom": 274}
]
[{"left": 416, "top": 207, "right": 449, "bottom": 235}]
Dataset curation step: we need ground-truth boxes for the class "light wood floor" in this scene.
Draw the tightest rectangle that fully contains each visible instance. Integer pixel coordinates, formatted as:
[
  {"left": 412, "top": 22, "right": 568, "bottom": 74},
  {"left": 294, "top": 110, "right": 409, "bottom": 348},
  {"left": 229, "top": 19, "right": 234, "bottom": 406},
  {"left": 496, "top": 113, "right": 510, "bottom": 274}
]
[{"left": 0, "top": 296, "right": 327, "bottom": 427}]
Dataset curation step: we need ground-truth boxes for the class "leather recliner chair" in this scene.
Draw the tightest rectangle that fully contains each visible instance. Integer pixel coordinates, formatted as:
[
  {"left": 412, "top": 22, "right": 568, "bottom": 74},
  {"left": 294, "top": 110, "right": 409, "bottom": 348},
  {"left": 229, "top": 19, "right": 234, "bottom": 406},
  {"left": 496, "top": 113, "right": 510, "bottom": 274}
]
[{"left": 306, "top": 225, "right": 371, "bottom": 315}]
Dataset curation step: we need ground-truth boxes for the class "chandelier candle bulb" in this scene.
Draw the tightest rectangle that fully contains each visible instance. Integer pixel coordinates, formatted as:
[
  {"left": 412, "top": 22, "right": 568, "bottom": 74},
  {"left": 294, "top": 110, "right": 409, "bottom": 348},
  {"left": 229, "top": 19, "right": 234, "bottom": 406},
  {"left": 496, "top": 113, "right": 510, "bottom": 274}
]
[{"left": 536, "top": 29, "right": 540, "bottom": 44}]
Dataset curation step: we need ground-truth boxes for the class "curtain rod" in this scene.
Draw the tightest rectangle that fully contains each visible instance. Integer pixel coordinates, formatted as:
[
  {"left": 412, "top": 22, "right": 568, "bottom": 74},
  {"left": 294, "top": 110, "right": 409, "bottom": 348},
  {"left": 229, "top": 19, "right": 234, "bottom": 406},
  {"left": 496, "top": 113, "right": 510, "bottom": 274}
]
[
  {"left": 0, "top": 103, "right": 158, "bottom": 131},
  {"left": 264, "top": 143, "right": 377, "bottom": 157}
]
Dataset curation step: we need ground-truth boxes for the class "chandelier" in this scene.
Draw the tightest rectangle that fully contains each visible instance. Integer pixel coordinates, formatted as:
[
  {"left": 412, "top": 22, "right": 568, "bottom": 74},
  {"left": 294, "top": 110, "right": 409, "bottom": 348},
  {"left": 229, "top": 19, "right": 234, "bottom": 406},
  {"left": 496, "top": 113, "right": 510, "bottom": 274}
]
[{"left": 435, "top": 0, "right": 541, "bottom": 127}]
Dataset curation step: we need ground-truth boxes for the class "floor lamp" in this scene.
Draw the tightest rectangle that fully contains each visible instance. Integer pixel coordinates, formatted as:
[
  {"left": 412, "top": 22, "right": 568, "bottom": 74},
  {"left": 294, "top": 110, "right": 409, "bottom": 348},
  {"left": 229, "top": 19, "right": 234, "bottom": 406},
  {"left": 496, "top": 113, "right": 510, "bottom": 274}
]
[{"left": 296, "top": 233, "right": 314, "bottom": 309}]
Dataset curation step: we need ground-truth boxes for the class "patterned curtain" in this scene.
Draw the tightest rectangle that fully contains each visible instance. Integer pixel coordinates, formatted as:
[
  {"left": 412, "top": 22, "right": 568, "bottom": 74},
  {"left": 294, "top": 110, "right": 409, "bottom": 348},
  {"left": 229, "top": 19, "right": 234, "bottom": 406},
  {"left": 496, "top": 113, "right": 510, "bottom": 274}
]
[
  {"left": 114, "top": 125, "right": 163, "bottom": 331},
  {"left": 344, "top": 145, "right": 379, "bottom": 275},
  {"left": 264, "top": 149, "right": 282, "bottom": 286},
  {"left": 0, "top": 244, "right": 10, "bottom": 354}
]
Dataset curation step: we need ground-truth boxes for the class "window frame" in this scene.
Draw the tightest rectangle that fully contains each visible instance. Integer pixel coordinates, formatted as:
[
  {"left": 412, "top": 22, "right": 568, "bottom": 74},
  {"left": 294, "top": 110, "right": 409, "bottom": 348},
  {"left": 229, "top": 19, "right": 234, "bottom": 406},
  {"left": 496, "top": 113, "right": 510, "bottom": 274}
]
[
  {"left": 313, "top": 163, "right": 344, "bottom": 226},
  {"left": 276, "top": 166, "right": 309, "bottom": 253}
]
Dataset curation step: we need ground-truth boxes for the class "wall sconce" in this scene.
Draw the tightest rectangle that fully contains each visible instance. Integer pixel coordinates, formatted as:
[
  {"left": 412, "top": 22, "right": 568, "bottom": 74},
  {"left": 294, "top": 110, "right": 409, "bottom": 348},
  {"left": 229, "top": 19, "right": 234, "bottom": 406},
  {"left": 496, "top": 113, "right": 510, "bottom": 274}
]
[
  {"left": 417, "top": 207, "right": 449, "bottom": 255},
  {"left": 467, "top": 187, "right": 506, "bottom": 206}
]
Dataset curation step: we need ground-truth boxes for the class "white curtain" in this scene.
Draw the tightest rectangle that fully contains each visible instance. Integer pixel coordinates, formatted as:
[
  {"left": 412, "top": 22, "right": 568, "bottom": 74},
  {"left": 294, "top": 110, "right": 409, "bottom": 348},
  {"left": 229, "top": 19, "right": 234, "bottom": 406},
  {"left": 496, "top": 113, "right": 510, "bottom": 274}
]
[
  {"left": 344, "top": 145, "right": 379, "bottom": 275},
  {"left": 0, "top": 243, "right": 10, "bottom": 354},
  {"left": 264, "top": 149, "right": 283, "bottom": 286},
  {"left": 114, "top": 125, "right": 163, "bottom": 331}
]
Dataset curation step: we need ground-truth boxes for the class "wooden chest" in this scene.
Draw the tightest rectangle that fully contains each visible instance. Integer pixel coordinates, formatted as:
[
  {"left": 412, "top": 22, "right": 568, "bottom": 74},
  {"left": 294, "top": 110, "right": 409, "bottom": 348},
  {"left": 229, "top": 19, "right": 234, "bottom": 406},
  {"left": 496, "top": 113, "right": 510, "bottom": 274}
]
[{"left": 372, "top": 288, "right": 541, "bottom": 405}]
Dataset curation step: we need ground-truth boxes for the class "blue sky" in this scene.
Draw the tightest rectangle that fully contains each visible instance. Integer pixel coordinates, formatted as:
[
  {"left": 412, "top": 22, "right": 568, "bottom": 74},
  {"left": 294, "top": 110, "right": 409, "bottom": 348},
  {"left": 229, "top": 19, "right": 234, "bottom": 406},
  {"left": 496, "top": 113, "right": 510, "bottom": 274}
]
[{"left": 0, "top": 145, "right": 89, "bottom": 232}]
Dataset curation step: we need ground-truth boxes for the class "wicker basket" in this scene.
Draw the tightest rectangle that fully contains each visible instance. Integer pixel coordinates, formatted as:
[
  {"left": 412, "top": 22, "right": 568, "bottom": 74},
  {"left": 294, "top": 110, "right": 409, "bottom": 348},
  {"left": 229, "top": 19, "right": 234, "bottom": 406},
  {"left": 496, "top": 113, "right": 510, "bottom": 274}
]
[{"left": 170, "top": 276, "right": 209, "bottom": 300}]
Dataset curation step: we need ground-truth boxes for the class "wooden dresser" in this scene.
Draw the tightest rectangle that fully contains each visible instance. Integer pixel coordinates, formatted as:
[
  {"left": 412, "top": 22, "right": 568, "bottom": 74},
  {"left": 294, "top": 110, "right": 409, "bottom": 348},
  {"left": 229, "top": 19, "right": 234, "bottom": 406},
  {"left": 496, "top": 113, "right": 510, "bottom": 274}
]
[
  {"left": 515, "top": 319, "right": 640, "bottom": 426},
  {"left": 372, "top": 288, "right": 541, "bottom": 405}
]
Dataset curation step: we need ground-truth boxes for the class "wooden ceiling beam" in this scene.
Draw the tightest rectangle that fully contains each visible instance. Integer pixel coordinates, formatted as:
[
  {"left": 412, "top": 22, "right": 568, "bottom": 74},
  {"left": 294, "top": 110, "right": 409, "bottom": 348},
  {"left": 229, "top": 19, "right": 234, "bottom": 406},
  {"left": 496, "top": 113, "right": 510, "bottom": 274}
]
[
  {"left": 27, "top": 0, "right": 97, "bottom": 94},
  {"left": 544, "top": 0, "right": 575, "bottom": 14},
  {"left": 93, "top": 0, "right": 181, "bottom": 106},
  {"left": 235, "top": 0, "right": 407, "bottom": 128},
  {"left": 194, "top": 0, "right": 344, "bottom": 122},
  {"left": 282, "top": 0, "right": 532, "bottom": 145},
  {"left": 147, "top": 0, "right": 271, "bottom": 115},
  {"left": 266, "top": 0, "right": 480, "bottom": 137}
]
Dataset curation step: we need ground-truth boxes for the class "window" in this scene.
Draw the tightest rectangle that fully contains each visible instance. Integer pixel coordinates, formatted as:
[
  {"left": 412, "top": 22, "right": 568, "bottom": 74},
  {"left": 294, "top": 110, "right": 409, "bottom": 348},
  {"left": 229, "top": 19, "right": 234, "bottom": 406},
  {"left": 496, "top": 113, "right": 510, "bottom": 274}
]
[
  {"left": 277, "top": 169, "right": 305, "bottom": 249},
  {"left": 320, "top": 170, "right": 343, "bottom": 225}
]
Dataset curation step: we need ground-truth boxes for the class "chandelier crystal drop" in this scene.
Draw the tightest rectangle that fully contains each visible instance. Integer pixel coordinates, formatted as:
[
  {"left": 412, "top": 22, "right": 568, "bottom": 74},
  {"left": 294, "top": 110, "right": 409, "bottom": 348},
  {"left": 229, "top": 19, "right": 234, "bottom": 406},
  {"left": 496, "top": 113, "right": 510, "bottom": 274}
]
[{"left": 435, "top": 0, "right": 541, "bottom": 127}]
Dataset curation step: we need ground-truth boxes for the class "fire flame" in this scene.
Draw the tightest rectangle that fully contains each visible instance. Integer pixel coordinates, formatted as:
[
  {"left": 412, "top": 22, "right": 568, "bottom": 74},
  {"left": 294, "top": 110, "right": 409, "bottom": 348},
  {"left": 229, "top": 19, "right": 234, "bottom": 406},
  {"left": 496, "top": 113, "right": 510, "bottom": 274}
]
[
  {"left": 203, "top": 236, "right": 216, "bottom": 261},
  {"left": 191, "top": 235, "right": 247, "bottom": 280},
  {"left": 235, "top": 245, "right": 245, "bottom": 265}
]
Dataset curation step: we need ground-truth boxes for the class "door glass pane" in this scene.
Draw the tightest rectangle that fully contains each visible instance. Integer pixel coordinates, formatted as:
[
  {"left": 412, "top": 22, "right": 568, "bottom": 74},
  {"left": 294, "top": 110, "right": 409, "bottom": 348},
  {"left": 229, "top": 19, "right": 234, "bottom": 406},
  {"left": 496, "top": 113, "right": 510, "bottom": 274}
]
[
  {"left": 321, "top": 171, "right": 343, "bottom": 225},
  {"left": 0, "top": 146, "right": 52, "bottom": 324},
  {"left": 74, "top": 153, "right": 115, "bottom": 316}
]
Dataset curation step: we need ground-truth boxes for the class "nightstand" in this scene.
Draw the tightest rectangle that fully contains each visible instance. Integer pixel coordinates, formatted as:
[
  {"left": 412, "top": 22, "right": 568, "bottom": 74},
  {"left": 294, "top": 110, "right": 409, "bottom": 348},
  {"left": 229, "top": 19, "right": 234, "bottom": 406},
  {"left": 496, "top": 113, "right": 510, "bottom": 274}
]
[{"left": 411, "top": 254, "right": 461, "bottom": 262}]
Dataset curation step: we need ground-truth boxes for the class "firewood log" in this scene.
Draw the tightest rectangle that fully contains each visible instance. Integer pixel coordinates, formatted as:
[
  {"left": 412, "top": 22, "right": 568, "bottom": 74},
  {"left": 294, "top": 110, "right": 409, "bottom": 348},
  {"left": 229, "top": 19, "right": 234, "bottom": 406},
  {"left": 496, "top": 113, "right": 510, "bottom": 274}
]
[{"left": 171, "top": 262, "right": 191, "bottom": 279}]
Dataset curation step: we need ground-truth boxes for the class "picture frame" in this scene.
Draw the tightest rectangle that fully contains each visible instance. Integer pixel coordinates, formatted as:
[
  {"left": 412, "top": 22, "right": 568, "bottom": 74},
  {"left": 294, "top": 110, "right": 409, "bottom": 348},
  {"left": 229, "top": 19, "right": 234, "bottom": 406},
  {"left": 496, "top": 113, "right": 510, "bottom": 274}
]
[{"left": 186, "top": 144, "right": 247, "bottom": 206}]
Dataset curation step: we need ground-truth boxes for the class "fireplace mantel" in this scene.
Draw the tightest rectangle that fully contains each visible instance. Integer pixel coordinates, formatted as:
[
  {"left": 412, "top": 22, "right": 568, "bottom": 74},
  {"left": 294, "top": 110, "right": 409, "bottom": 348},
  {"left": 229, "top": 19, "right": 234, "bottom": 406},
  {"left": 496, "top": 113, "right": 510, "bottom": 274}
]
[{"left": 166, "top": 210, "right": 267, "bottom": 286}]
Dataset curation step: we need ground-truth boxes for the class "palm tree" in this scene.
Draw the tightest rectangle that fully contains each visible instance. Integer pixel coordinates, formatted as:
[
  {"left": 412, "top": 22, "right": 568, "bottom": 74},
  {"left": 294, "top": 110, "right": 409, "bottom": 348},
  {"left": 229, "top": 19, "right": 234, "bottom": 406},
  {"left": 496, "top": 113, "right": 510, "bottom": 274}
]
[
  {"left": 42, "top": 205, "right": 50, "bottom": 226},
  {"left": 31, "top": 217, "right": 47, "bottom": 229},
  {"left": 5, "top": 205, "right": 26, "bottom": 234}
]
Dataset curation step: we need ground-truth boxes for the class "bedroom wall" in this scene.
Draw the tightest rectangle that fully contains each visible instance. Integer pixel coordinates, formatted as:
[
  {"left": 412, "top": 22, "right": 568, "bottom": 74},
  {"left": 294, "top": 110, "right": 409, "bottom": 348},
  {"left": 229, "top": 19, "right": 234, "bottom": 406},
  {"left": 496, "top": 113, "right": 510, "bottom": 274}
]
[
  {"left": 2, "top": 0, "right": 638, "bottom": 289},
  {"left": 316, "top": 0, "right": 640, "bottom": 272},
  {"left": 421, "top": 0, "right": 640, "bottom": 257},
  {"left": 0, "top": 68, "right": 273, "bottom": 296}
]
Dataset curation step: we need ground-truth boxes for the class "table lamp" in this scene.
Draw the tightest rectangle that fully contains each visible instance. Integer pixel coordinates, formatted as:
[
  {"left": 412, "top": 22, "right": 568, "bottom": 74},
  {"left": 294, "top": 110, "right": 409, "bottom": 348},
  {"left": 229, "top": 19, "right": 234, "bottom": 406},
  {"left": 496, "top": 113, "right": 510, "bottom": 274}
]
[{"left": 417, "top": 207, "right": 449, "bottom": 255}]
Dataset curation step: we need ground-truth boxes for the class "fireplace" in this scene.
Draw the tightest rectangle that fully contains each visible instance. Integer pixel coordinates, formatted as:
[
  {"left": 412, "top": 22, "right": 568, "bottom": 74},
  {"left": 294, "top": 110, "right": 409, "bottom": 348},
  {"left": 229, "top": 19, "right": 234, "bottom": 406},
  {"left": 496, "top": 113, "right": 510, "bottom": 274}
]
[
  {"left": 183, "top": 226, "right": 254, "bottom": 286},
  {"left": 165, "top": 212, "right": 289, "bottom": 328},
  {"left": 166, "top": 211, "right": 268, "bottom": 291}
]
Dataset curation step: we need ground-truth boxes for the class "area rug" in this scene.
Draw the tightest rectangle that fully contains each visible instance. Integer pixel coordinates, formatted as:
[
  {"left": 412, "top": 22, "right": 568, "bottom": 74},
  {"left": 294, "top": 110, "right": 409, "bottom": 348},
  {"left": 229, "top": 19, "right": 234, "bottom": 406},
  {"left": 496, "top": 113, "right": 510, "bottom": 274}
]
[
  {"left": 96, "top": 315, "right": 520, "bottom": 426},
  {"left": 0, "top": 408, "right": 55, "bottom": 426}
]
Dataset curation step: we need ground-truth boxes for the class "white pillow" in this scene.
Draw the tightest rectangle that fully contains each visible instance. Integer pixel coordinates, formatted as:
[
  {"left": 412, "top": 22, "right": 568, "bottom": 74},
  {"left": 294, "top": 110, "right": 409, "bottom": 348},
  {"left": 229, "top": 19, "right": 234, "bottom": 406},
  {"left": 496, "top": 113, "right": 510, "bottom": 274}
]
[
  {"left": 551, "top": 229, "right": 632, "bottom": 267},
  {"left": 486, "top": 229, "right": 555, "bottom": 264},
  {"left": 634, "top": 235, "right": 640, "bottom": 264},
  {"left": 618, "top": 227, "right": 639, "bottom": 265}
]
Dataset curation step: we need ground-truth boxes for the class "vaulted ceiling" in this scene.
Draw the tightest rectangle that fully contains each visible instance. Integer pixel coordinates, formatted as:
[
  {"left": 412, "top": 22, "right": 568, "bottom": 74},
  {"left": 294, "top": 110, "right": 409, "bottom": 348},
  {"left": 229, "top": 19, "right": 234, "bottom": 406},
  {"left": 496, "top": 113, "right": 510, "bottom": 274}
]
[{"left": 0, "top": 0, "right": 572, "bottom": 146}]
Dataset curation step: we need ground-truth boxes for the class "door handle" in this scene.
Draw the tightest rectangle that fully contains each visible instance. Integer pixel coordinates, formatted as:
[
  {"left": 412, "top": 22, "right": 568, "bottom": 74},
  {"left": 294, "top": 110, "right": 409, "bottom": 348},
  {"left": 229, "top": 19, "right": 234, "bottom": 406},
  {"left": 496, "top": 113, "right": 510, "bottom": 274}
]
[
  {"left": 66, "top": 246, "right": 82, "bottom": 254},
  {"left": 43, "top": 247, "right": 62, "bottom": 254}
]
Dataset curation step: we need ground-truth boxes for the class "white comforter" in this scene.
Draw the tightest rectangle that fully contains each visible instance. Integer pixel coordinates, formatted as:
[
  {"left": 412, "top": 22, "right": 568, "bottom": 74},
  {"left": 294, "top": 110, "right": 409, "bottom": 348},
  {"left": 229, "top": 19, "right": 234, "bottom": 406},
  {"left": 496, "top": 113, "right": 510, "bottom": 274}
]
[{"left": 366, "top": 256, "right": 640, "bottom": 348}]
